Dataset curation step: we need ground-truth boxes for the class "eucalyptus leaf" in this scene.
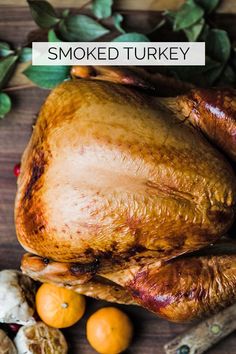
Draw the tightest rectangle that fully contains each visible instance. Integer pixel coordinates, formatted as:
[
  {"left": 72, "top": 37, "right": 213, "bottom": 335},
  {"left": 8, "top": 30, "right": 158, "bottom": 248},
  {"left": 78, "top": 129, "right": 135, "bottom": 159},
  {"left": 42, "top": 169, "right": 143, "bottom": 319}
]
[
  {"left": 217, "top": 65, "right": 236, "bottom": 86},
  {"left": 27, "top": 0, "right": 60, "bottom": 29},
  {"left": 58, "top": 20, "right": 70, "bottom": 40},
  {"left": 196, "top": 0, "right": 220, "bottom": 13},
  {"left": 0, "top": 92, "right": 11, "bottom": 119},
  {"left": 169, "top": 56, "right": 223, "bottom": 86},
  {"left": 203, "top": 58, "right": 224, "bottom": 85},
  {"left": 0, "top": 42, "right": 13, "bottom": 57},
  {"left": 173, "top": 1, "right": 204, "bottom": 31},
  {"left": 23, "top": 65, "right": 70, "bottom": 89},
  {"left": 0, "top": 55, "right": 18, "bottom": 90},
  {"left": 206, "top": 29, "right": 231, "bottom": 63},
  {"left": 164, "top": 10, "right": 176, "bottom": 23},
  {"left": 198, "top": 56, "right": 224, "bottom": 85},
  {"left": 92, "top": 0, "right": 113, "bottom": 19},
  {"left": 113, "top": 33, "right": 149, "bottom": 42},
  {"left": 48, "top": 29, "right": 61, "bottom": 42},
  {"left": 184, "top": 18, "right": 204, "bottom": 41},
  {"left": 62, "top": 9, "right": 70, "bottom": 18},
  {"left": 59, "top": 15, "right": 109, "bottom": 41},
  {"left": 19, "top": 47, "right": 32, "bottom": 62},
  {"left": 199, "top": 23, "right": 209, "bottom": 41},
  {"left": 113, "top": 13, "right": 125, "bottom": 33}
]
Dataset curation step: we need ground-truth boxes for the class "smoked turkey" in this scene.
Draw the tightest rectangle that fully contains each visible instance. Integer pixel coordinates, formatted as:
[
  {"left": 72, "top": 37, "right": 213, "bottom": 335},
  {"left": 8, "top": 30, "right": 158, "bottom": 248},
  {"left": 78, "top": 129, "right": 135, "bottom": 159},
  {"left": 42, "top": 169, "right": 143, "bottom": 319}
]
[{"left": 15, "top": 70, "right": 236, "bottom": 322}]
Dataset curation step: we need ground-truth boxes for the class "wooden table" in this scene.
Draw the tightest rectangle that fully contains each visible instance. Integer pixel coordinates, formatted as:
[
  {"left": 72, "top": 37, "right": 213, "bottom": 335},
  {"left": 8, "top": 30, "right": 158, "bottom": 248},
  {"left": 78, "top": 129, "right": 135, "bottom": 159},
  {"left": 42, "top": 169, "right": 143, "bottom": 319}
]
[{"left": 0, "top": 2, "right": 236, "bottom": 353}]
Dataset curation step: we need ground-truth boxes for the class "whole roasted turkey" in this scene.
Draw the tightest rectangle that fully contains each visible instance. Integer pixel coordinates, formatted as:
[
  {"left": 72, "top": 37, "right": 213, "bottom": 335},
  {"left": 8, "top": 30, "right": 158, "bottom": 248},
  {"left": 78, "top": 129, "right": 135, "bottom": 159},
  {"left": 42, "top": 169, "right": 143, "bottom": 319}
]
[{"left": 15, "top": 66, "right": 236, "bottom": 322}]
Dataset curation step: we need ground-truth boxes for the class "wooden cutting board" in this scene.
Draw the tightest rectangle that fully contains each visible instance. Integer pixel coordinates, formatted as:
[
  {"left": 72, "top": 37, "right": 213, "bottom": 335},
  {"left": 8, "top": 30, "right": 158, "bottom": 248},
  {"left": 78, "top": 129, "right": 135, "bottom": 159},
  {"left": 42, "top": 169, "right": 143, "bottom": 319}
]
[{"left": 0, "top": 2, "right": 236, "bottom": 353}]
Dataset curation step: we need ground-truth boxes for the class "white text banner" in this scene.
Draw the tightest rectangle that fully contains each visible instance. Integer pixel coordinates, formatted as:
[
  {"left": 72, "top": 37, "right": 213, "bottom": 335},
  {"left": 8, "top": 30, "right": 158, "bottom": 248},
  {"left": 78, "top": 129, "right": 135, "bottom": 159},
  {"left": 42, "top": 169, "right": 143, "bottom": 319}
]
[{"left": 33, "top": 42, "right": 205, "bottom": 66}]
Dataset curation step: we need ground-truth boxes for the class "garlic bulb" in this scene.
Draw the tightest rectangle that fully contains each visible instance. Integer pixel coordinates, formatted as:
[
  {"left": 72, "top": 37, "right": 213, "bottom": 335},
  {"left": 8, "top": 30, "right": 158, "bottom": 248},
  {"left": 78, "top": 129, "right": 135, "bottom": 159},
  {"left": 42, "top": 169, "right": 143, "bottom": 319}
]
[
  {"left": 14, "top": 322, "right": 68, "bottom": 354},
  {"left": 0, "top": 270, "right": 36, "bottom": 325},
  {"left": 0, "top": 329, "right": 17, "bottom": 354}
]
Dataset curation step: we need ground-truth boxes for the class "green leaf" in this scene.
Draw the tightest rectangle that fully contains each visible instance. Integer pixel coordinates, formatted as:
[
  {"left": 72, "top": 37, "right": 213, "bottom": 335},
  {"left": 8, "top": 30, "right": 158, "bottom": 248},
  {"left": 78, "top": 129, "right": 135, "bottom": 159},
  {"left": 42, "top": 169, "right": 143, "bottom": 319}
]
[
  {"left": 27, "top": 0, "right": 60, "bottom": 29},
  {"left": 0, "top": 92, "right": 11, "bottom": 119},
  {"left": 164, "top": 10, "right": 176, "bottom": 23},
  {"left": 48, "top": 29, "right": 61, "bottom": 42},
  {"left": 0, "top": 55, "right": 18, "bottom": 90},
  {"left": 59, "top": 15, "right": 109, "bottom": 41},
  {"left": 184, "top": 18, "right": 204, "bottom": 41},
  {"left": 92, "top": 0, "right": 113, "bottom": 19},
  {"left": 196, "top": 0, "right": 220, "bottom": 13},
  {"left": 113, "top": 33, "right": 150, "bottom": 42},
  {"left": 199, "top": 23, "right": 209, "bottom": 41},
  {"left": 169, "top": 56, "right": 223, "bottom": 86},
  {"left": 203, "top": 57, "right": 224, "bottom": 85},
  {"left": 0, "top": 42, "right": 13, "bottom": 57},
  {"left": 217, "top": 65, "right": 236, "bottom": 86},
  {"left": 23, "top": 65, "right": 70, "bottom": 89},
  {"left": 62, "top": 9, "right": 70, "bottom": 18},
  {"left": 113, "top": 13, "right": 125, "bottom": 33},
  {"left": 206, "top": 29, "right": 231, "bottom": 63},
  {"left": 173, "top": 1, "right": 204, "bottom": 31},
  {"left": 19, "top": 47, "right": 32, "bottom": 62}
]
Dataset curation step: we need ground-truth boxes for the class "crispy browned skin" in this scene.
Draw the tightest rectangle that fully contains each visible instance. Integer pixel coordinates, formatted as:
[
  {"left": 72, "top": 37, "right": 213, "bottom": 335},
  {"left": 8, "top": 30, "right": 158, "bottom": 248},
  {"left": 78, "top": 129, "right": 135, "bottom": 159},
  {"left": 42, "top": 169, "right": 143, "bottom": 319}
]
[
  {"left": 128, "top": 252, "right": 236, "bottom": 322},
  {"left": 161, "top": 88, "right": 236, "bottom": 162},
  {"left": 71, "top": 66, "right": 194, "bottom": 96},
  {"left": 22, "top": 244, "right": 236, "bottom": 322},
  {"left": 15, "top": 80, "right": 236, "bottom": 262},
  {"left": 71, "top": 66, "right": 236, "bottom": 163},
  {"left": 21, "top": 253, "right": 97, "bottom": 285},
  {"left": 72, "top": 66, "right": 236, "bottom": 162},
  {"left": 22, "top": 254, "right": 135, "bottom": 305},
  {"left": 15, "top": 78, "right": 236, "bottom": 322}
]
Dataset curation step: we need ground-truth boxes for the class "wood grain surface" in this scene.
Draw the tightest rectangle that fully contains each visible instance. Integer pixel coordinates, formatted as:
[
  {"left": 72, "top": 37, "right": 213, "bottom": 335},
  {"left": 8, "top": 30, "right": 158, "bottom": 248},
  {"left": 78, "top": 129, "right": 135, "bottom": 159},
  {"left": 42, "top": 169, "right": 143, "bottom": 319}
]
[
  {"left": 165, "top": 303, "right": 236, "bottom": 354},
  {"left": 0, "top": 2, "right": 236, "bottom": 354},
  {"left": 1, "top": 0, "right": 236, "bottom": 13}
]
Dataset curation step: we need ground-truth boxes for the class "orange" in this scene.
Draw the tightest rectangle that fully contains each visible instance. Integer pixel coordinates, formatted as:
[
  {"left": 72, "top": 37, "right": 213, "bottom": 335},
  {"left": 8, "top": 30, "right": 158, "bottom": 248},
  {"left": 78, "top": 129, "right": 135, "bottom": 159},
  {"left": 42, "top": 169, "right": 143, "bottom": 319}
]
[
  {"left": 36, "top": 283, "right": 85, "bottom": 328},
  {"left": 86, "top": 307, "right": 133, "bottom": 354}
]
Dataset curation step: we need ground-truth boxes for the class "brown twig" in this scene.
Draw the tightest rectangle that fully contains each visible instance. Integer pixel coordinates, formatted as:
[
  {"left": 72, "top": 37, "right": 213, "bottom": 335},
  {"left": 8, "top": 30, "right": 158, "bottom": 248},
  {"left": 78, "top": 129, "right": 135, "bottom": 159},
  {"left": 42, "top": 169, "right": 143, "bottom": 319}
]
[
  {"left": 77, "top": 0, "right": 93, "bottom": 11},
  {"left": 3, "top": 84, "right": 34, "bottom": 92}
]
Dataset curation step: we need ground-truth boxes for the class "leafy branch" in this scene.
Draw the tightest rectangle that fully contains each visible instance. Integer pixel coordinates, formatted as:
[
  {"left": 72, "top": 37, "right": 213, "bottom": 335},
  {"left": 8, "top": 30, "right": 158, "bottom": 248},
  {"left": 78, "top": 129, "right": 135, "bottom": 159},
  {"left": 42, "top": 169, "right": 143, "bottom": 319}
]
[
  {"left": 164, "top": 0, "right": 235, "bottom": 86},
  {"left": 0, "top": 0, "right": 236, "bottom": 119},
  {"left": 21, "top": 0, "right": 150, "bottom": 89},
  {"left": 0, "top": 45, "right": 32, "bottom": 118},
  {"left": 26, "top": 0, "right": 147, "bottom": 41}
]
